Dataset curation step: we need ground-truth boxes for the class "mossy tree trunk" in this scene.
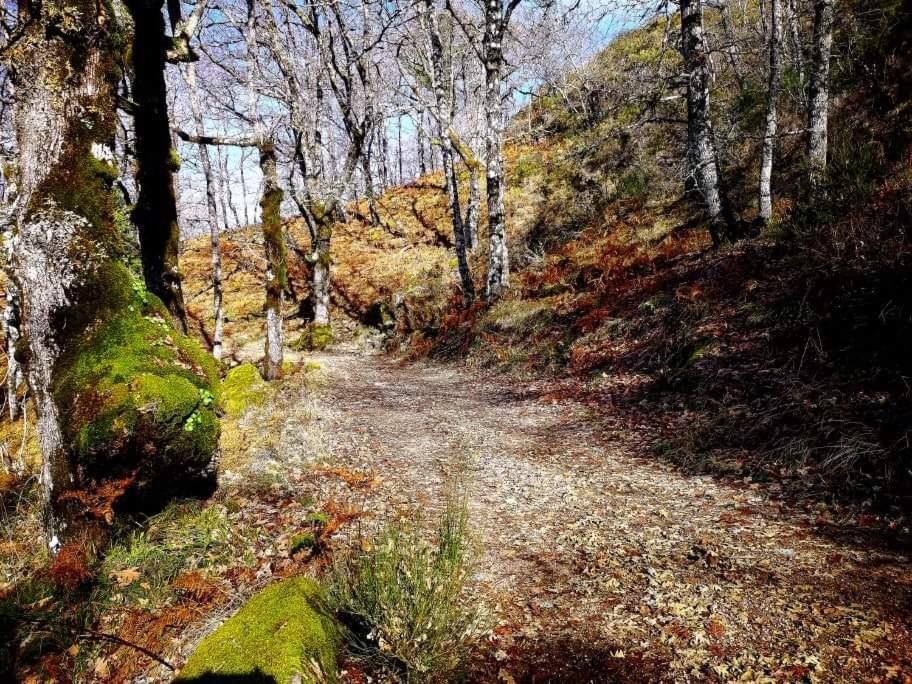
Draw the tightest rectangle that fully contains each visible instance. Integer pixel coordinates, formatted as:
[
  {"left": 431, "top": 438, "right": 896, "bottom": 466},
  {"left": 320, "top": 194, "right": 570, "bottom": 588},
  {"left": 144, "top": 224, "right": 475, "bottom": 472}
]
[
  {"left": 7, "top": 0, "right": 219, "bottom": 548},
  {"left": 260, "top": 142, "right": 287, "bottom": 381},
  {"left": 8, "top": 0, "right": 124, "bottom": 546},
  {"left": 126, "top": 0, "right": 189, "bottom": 332},
  {"left": 311, "top": 208, "right": 333, "bottom": 327}
]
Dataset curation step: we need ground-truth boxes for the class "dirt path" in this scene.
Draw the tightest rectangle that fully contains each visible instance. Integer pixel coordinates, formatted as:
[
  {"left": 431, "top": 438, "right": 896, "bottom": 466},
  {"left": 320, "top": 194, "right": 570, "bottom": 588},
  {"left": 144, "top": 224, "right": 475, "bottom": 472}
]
[{"left": 250, "top": 352, "right": 912, "bottom": 682}]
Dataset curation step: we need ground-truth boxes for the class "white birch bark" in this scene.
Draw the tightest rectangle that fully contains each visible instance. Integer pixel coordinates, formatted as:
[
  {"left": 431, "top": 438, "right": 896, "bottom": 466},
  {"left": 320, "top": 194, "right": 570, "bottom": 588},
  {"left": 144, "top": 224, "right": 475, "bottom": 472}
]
[
  {"left": 759, "top": 0, "right": 784, "bottom": 223},
  {"left": 680, "top": 0, "right": 734, "bottom": 245},
  {"left": 807, "top": 0, "right": 834, "bottom": 192}
]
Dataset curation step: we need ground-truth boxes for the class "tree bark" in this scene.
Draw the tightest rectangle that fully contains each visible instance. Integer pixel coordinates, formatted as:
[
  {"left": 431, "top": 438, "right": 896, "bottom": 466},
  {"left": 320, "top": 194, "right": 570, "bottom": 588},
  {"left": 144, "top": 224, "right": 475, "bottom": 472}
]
[
  {"left": 3, "top": 247, "right": 22, "bottom": 420},
  {"left": 260, "top": 142, "right": 286, "bottom": 380},
  {"left": 311, "top": 209, "right": 332, "bottom": 327},
  {"left": 759, "top": 0, "right": 784, "bottom": 224},
  {"left": 680, "top": 0, "right": 735, "bottom": 246},
  {"left": 807, "top": 0, "right": 834, "bottom": 192},
  {"left": 126, "top": 0, "right": 189, "bottom": 331},
  {"left": 9, "top": 0, "right": 121, "bottom": 547},
  {"left": 8, "top": 1, "right": 219, "bottom": 549},
  {"left": 465, "top": 163, "right": 480, "bottom": 250},
  {"left": 786, "top": 0, "right": 807, "bottom": 98},
  {"left": 451, "top": 132, "right": 482, "bottom": 251}
]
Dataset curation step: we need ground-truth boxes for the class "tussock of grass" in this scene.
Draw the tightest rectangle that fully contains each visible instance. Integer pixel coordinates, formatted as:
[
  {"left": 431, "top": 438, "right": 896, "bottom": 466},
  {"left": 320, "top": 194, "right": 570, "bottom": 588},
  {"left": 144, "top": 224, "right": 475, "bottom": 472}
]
[{"left": 327, "top": 495, "right": 482, "bottom": 682}]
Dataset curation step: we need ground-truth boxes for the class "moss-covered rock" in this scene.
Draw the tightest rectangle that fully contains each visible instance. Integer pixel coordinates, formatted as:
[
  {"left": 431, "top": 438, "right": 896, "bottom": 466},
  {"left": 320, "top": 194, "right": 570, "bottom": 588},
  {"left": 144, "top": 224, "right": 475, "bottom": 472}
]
[
  {"left": 176, "top": 576, "right": 339, "bottom": 683},
  {"left": 52, "top": 263, "right": 220, "bottom": 510},
  {"left": 293, "top": 324, "right": 334, "bottom": 351},
  {"left": 221, "top": 362, "right": 270, "bottom": 418}
]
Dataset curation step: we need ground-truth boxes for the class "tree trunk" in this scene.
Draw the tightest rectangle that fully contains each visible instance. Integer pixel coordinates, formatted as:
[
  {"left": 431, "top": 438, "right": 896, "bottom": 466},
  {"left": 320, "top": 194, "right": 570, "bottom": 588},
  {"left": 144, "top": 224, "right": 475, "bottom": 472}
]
[
  {"left": 807, "top": 0, "right": 834, "bottom": 192},
  {"left": 680, "top": 0, "right": 735, "bottom": 246},
  {"left": 483, "top": 0, "right": 509, "bottom": 299},
  {"left": 260, "top": 142, "right": 286, "bottom": 381},
  {"left": 465, "top": 163, "right": 480, "bottom": 250},
  {"left": 3, "top": 249, "right": 22, "bottom": 421},
  {"left": 443, "top": 147, "right": 475, "bottom": 304},
  {"left": 422, "top": 0, "right": 474, "bottom": 304},
  {"left": 312, "top": 209, "right": 332, "bottom": 327},
  {"left": 361, "top": 153, "right": 382, "bottom": 225},
  {"left": 787, "top": 0, "right": 807, "bottom": 98},
  {"left": 417, "top": 114, "right": 428, "bottom": 176},
  {"left": 184, "top": 64, "right": 224, "bottom": 360},
  {"left": 377, "top": 119, "right": 390, "bottom": 191},
  {"left": 9, "top": 1, "right": 218, "bottom": 548},
  {"left": 451, "top": 133, "right": 482, "bottom": 251},
  {"left": 759, "top": 0, "right": 784, "bottom": 224},
  {"left": 9, "top": 1, "right": 121, "bottom": 547},
  {"left": 126, "top": 0, "right": 189, "bottom": 331}
]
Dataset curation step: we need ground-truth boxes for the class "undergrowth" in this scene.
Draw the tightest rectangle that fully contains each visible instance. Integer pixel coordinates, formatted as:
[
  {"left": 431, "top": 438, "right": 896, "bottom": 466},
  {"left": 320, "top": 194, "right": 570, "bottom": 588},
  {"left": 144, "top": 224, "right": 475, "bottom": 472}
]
[{"left": 327, "top": 494, "right": 483, "bottom": 682}]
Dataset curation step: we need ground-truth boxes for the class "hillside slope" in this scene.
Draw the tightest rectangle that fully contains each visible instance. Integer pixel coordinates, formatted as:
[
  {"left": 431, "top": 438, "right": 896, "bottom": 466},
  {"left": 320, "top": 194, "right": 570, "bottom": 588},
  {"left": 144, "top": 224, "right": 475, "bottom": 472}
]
[{"left": 183, "top": 0, "right": 912, "bottom": 523}]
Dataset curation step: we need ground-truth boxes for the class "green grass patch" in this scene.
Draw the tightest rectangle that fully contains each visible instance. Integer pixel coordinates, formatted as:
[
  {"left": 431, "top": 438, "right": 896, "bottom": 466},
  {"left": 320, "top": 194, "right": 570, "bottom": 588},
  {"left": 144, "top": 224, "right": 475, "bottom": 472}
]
[{"left": 99, "top": 501, "right": 235, "bottom": 606}]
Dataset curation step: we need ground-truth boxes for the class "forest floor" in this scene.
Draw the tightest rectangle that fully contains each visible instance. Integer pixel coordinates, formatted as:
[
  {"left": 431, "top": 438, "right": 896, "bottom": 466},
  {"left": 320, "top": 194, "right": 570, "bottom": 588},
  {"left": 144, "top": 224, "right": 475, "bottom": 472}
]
[{"left": 221, "top": 350, "right": 912, "bottom": 683}]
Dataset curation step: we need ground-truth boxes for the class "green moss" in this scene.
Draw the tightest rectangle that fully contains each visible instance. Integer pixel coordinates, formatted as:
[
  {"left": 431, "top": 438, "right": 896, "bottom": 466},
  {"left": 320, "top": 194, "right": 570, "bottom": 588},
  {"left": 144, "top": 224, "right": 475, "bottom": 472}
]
[
  {"left": 306, "top": 512, "right": 330, "bottom": 527},
  {"left": 176, "top": 576, "right": 339, "bottom": 683},
  {"left": 260, "top": 183, "right": 288, "bottom": 289},
  {"left": 293, "top": 324, "right": 334, "bottom": 351},
  {"left": 53, "top": 263, "right": 220, "bottom": 482},
  {"left": 168, "top": 148, "right": 182, "bottom": 172},
  {"left": 289, "top": 532, "right": 317, "bottom": 555},
  {"left": 221, "top": 363, "right": 270, "bottom": 417}
]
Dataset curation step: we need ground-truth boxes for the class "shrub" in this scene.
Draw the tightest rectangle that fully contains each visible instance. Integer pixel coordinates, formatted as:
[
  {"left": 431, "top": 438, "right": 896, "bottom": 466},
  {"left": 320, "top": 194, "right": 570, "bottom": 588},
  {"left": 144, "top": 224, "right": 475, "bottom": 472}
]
[{"left": 327, "top": 496, "right": 482, "bottom": 682}]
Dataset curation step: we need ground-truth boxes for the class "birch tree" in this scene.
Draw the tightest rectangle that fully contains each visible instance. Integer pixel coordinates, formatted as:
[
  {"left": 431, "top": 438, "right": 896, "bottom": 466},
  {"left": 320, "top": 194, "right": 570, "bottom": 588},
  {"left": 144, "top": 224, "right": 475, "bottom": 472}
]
[
  {"left": 678, "top": 0, "right": 736, "bottom": 246},
  {"left": 759, "top": 0, "right": 783, "bottom": 224},
  {"left": 479, "top": 0, "right": 515, "bottom": 298},
  {"left": 807, "top": 0, "right": 834, "bottom": 193},
  {"left": 415, "top": 0, "right": 475, "bottom": 303}
]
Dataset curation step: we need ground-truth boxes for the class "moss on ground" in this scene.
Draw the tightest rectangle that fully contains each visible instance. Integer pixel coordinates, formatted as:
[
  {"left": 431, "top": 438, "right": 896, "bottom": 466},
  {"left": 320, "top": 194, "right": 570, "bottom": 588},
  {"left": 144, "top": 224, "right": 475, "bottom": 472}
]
[
  {"left": 221, "top": 363, "right": 270, "bottom": 418},
  {"left": 176, "top": 576, "right": 339, "bottom": 683},
  {"left": 52, "top": 263, "right": 220, "bottom": 490}
]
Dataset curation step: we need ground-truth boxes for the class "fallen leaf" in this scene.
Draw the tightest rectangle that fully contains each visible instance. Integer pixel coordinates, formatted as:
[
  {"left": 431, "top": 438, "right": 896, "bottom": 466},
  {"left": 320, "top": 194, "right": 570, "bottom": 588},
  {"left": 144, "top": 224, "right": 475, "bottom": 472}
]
[{"left": 109, "top": 567, "right": 141, "bottom": 587}]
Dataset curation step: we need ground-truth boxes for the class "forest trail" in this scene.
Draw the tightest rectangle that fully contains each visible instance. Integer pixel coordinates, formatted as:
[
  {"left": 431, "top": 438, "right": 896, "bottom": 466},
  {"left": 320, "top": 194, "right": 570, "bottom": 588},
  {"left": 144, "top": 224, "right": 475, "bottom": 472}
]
[{"left": 253, "top": 352, "right": 912, "bottom": 682}]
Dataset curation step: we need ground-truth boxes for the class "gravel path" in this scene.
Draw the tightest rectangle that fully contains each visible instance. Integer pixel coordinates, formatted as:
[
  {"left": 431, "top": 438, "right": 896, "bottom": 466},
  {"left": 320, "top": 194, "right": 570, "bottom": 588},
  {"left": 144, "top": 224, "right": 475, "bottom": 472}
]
[{"left": 265, "top": 352, "right": 912, "bottom": 683}]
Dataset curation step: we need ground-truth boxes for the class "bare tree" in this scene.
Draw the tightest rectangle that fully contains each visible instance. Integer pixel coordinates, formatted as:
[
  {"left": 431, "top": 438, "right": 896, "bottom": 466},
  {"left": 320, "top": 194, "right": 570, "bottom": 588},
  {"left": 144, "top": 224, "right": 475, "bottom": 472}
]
[
  {"left": 415, "top": 0, "right": 475, "bottom": 303},
  {"left": 182, "top": 63, "right": 224, "bottom": 360}
]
